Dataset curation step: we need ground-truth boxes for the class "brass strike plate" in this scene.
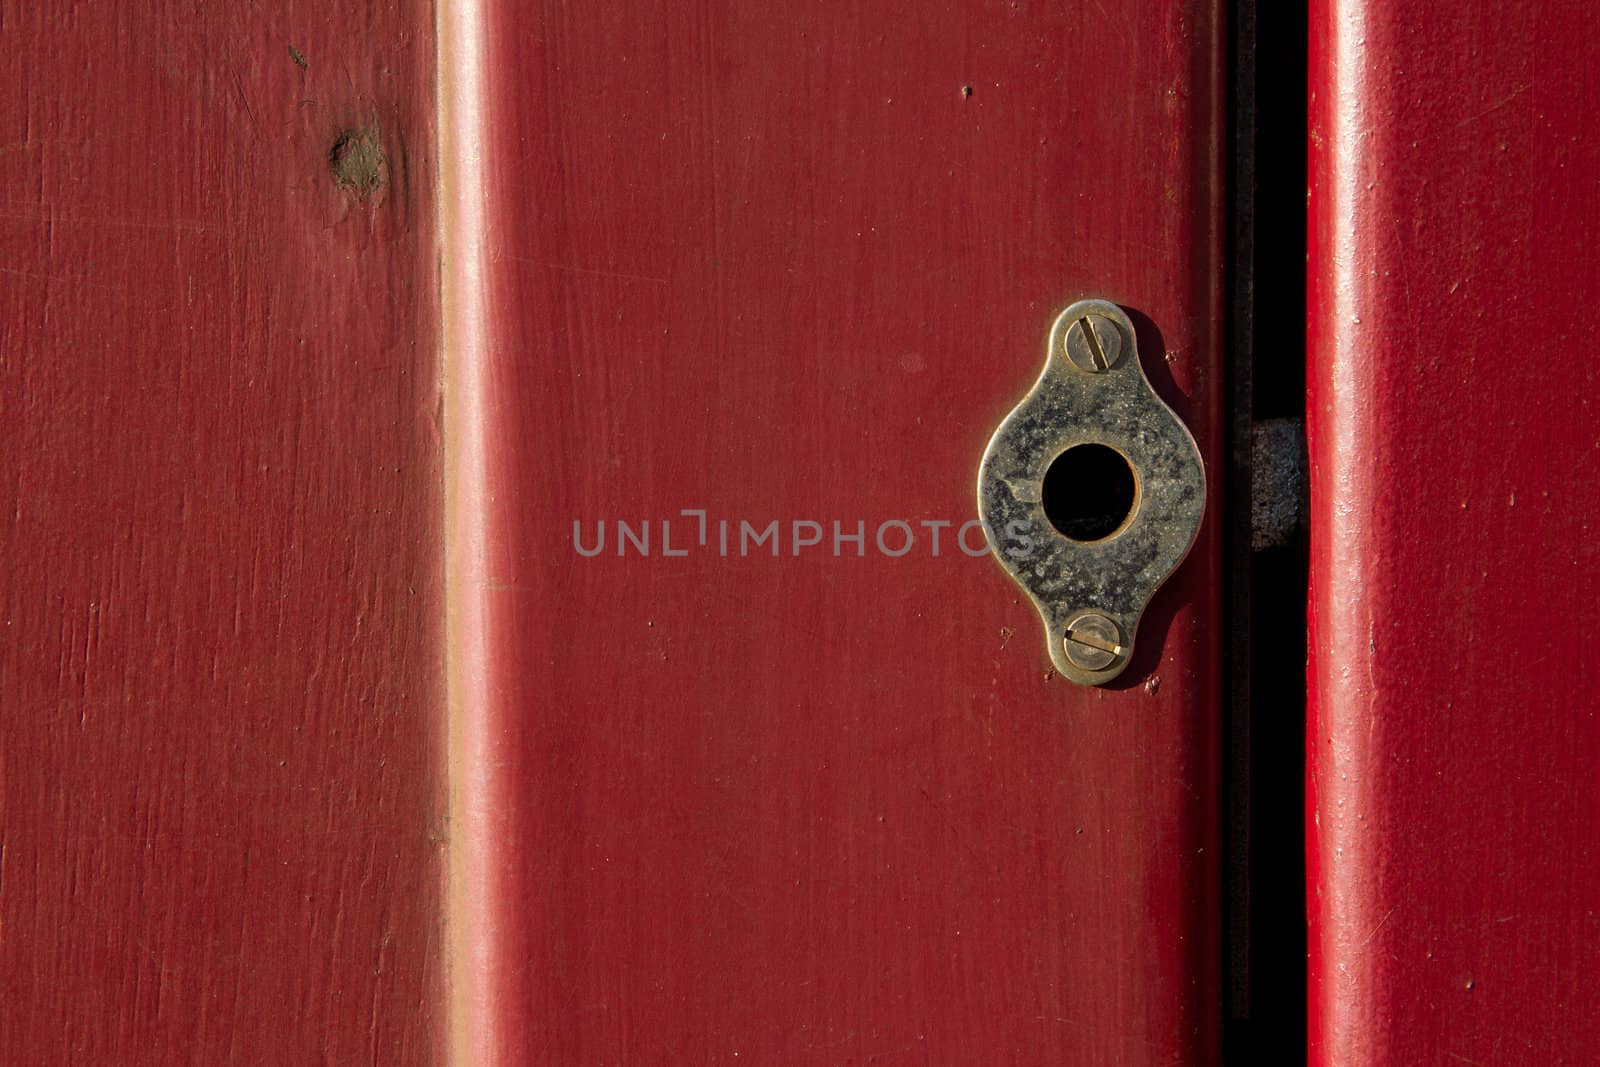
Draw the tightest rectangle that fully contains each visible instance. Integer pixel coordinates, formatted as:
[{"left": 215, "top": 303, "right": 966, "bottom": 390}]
[{"left": 977, "top": 300, "right": 1205, "bottom": 686}]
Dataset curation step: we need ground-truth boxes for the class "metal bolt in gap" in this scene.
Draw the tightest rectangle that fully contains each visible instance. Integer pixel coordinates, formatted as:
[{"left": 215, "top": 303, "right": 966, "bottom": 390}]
[
  {"left": 1063, "top": 612, "right": 1124, "bottom": 671},
  {"left": 1063, "top": 314, "right": 1123, "bottom": 373}
]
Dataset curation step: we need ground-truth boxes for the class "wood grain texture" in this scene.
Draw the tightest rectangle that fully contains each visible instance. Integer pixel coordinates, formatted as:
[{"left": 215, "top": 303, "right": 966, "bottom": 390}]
[
  {"left": 0, "top": 2, "right": 443, "bottom": 1063},
  {"left": 1308, "top": 1, "right": 1600, "bottom": 1061},
  {"left": 451, "top": 2, "right": 1226, "bottom": 1063}
]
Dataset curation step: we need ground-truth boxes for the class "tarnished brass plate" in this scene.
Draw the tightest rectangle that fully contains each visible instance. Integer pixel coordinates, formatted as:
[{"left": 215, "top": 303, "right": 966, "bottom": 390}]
[{"left": 978, "top": 300, "right": 1205, "bottom": 686}]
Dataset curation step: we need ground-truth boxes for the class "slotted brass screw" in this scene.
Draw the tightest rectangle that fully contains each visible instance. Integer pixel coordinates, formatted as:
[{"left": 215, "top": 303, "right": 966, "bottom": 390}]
[
  {"left": 1063, "top": 612, "right": 1124, "bottom": 671},
  {"left": 1063, "top": 314, "right": 1123, "bottom": 373}
]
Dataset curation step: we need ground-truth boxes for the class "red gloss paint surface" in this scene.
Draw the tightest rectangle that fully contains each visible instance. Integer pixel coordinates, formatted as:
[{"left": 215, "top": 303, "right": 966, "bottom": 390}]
[
  {"left": 450, "top": 2, "right": 1227, "bottom": 1062},
  {"left": 1308, "top": 1, "right": 1600, "bottom": 1061}
]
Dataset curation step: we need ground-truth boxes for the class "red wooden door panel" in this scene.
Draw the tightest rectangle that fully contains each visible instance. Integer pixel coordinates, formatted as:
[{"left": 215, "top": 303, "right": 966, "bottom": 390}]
[
  {"left": 7, "top": 2, "right": 1231, "bottom": 1062},
  {"left": 0, "top": 2, "right": 442, "bottom": 1063},
  {"left": 443, "top": 2, "right": 1227, "bottom": 1063},
  {"left": 1308, "top": 0, "right": 1600, "bottom": 1061}
]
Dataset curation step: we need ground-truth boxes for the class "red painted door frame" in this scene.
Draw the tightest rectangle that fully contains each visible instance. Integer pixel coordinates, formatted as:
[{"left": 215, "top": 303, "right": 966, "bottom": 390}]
[{"left": 1308, "top": 0, "right": 1600, "bottom": 1061}]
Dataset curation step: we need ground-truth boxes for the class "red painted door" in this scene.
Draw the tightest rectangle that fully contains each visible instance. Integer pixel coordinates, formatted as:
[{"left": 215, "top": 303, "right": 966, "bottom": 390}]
[
  {"left": 7, "top": 1, "right": 1228, "bottom": 1063},
  {"left": 443, "top": 2, "right": 1227, "bottom": 1063},
  {"left": 1308, "top": 0, "right": 1600, "bottom": 1062}
]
